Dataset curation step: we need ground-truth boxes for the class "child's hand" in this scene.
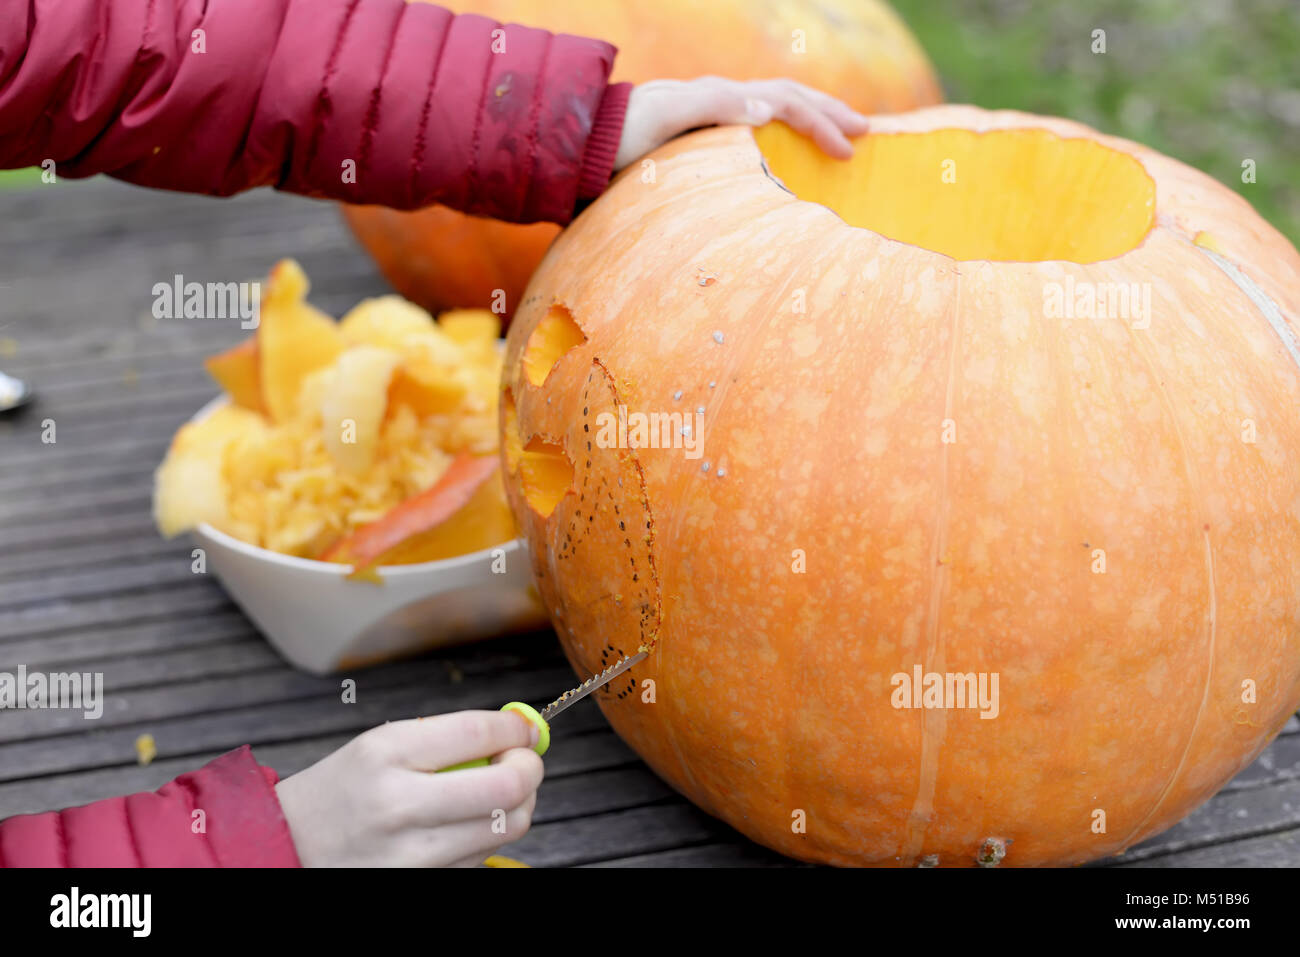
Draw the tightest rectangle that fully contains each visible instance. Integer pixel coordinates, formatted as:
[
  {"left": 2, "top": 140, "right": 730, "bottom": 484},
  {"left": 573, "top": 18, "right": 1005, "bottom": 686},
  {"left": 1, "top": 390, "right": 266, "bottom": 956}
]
[
  {"left": 274, "top": 711, "right": 544, "bottom": 867},
  {"left": 614, "top": 77, "right": 871, "bottom": 171}
]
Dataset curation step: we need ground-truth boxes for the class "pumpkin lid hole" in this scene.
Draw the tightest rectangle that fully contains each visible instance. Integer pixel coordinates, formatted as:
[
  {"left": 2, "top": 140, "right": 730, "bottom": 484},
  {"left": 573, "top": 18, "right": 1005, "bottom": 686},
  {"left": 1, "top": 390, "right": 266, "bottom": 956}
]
[{"left": 753, "top": 122, "right": 1156, "bottom": 264}]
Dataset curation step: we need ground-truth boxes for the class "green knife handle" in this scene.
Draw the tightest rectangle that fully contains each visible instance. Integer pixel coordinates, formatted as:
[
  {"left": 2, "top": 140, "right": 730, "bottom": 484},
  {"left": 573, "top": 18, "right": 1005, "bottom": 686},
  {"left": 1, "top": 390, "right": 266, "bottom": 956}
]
[
  {"left": 439, "top": 756, "right": 492, "bottom": 772},
  {"left": 437, "top": 701, "right": 551, "bottom": 773}
]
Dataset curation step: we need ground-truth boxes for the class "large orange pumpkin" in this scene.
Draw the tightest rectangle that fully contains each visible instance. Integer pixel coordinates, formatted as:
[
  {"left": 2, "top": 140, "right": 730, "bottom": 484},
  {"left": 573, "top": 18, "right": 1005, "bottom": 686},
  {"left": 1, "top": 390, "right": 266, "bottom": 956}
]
[
  {"left": 342, "top": 0, "right": 942, "bottom": 319},
  {"left": 501, "top": 105, "right": 1300, "bottom": 867}
]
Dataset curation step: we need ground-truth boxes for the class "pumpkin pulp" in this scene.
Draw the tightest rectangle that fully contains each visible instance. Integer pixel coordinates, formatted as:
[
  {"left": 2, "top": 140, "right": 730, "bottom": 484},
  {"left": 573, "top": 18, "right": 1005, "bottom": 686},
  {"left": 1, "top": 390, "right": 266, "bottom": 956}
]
[{"left": 754, "top": 122, "right": 1156, "bottom": 263}]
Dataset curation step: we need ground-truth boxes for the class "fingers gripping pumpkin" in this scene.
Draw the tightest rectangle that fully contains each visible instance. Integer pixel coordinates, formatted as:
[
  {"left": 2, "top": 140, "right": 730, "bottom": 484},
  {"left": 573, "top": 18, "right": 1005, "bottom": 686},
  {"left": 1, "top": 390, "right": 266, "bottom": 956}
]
[{"left": 502, "top": 106, "right": 1300, "bottom": 867}]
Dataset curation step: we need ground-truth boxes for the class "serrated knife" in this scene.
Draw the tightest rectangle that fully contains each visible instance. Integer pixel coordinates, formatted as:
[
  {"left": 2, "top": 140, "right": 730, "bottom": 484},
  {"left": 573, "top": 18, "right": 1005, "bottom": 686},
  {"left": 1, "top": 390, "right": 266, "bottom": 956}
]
[{"left": 439, "top": 650, "right": 647, "bottom": 771}]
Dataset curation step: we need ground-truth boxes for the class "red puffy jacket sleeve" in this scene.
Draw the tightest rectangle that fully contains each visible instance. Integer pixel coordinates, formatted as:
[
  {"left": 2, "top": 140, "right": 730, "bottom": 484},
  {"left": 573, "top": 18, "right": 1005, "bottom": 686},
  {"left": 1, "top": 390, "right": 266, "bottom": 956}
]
[
  {"left": 0, "top": 747, "right": 301, "bottom": 867},
  {"left": 0, "top": 0, "right": 631, "bottom": 223}
]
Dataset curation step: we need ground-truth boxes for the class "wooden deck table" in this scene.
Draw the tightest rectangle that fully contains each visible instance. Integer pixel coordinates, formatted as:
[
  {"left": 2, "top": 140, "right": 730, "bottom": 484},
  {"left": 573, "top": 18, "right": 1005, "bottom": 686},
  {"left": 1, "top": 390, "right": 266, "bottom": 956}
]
[{"left": 1, "top": 178, "right": 1296, "bottom": 867}]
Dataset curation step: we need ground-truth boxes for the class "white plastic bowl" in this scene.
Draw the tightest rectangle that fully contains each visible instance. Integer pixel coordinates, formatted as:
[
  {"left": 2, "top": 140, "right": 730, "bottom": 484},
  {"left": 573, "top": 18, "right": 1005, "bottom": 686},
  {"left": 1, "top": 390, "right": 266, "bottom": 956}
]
[{"left": 184, "top": 398, "right": 548, "bottom": 674}]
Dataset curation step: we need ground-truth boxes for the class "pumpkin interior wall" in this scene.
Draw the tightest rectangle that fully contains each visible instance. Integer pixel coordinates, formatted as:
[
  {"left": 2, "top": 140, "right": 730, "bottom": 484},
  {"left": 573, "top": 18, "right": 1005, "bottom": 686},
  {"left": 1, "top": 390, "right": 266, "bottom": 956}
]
[
  {"left": 502, "top": 389, "right": 573, "bottom": 519},
  {"left": 754, "top": 123, "right": 1157, "bottom": 263}
]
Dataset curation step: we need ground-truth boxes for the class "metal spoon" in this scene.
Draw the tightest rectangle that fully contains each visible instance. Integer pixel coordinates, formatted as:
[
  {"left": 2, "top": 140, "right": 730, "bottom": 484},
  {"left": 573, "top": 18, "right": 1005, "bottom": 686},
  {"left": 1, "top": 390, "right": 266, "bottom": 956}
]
[{"left": 0, "top": 371, "right": 31, "bottom": 412}]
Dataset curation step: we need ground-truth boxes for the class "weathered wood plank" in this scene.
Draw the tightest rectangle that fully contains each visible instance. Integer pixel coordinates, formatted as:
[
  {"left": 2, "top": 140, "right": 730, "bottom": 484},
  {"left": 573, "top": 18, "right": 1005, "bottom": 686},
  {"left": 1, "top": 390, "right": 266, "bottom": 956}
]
[
  {"left": 1108, "top": 778, "right": 1300, "bottom": 865},
  {"left": 1118, "top": 826, "right": 1300, "bottom": 868},
  {"left": 0, "top": 406, "right": 201, "bottom": 450},
  {"left": 0, "top": 179, "right": 335, "bottom": 235},
  {"left": 587, "top": 843, "right": 797, "bottom": 868},
  {"left": 0, "top": 489, "right": 159, "bottom": 533},
  {"left": 6, "top": 384, "right": 223, "bottom": 430},
  {"left": 2, "top": 253, "right": 384, "bottom": 342},
  {"left": 0, "top": 556, "right": 198, "bottom": 610},
  {"left": 0, "top": 437, "right": 177, "bottom": 479},
  {"left": 529, "top": 767, "right": 676, "bottom": 825},
  {"left": 0, "top": 580, "right": 232, "bottom": 640},
  {"left": 1, "top": 215, "right": 380, "bottom": 287},
  {"left": 0, "top": 365, "right": 224, "bottom": 406},
  {"left": 0, "top": 537, "right": 182, "bottom": 582},
  {"left": 11, "top": 639, "right": 281, "bottom": 693},
  {"left": 4, "top": 334, "right": 244, "bottom": 377},
  {"left": 1219, "top": 733, "right": 1300, "bottom": 791},
  {"left": 498, "top": 804, "right": 730, "bottom": 868},
  {"left": 0, "top": 461, "right": 160, "bottom": 500},
  {"left": 0, "top": 514, "right": 175, "bottom": 558},
  {"left": 0, "top": 611, "right": 250, "bottom": 666}
]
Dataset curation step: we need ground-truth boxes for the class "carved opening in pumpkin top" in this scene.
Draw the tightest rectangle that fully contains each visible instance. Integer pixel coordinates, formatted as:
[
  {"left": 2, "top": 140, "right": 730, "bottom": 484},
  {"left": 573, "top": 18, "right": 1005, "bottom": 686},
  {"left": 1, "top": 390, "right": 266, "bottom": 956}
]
[{"left": 753, "top": 122, "right": 1156, "bottom": 263}]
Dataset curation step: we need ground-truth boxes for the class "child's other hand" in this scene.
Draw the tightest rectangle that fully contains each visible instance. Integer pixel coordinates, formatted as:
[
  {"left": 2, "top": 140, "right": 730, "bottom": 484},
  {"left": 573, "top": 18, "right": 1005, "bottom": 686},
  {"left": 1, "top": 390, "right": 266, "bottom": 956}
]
[
  {"left": 614, "top": 77, "right": 870, "bottom": 171},
  {"left": 275, "top": 711, "right": 544, "bottom": 867}
]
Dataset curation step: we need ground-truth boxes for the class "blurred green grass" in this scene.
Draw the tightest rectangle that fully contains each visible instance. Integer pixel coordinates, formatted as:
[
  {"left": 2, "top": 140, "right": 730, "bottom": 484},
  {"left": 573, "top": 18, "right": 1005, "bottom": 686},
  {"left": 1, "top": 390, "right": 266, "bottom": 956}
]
[
  {"left": 892, "top": 0, "right": 1300, "bottom": 245},
  {"left": 0, "top": 168, "right": 38, "bottom": 188}
]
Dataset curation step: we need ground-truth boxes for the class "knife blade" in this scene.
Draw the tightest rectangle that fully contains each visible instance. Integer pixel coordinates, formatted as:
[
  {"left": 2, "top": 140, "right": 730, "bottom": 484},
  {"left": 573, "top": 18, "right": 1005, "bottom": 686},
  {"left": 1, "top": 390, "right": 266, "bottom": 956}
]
[
  {"left": 541, "top": 649, "right": 648, "bottom": 723},
  {"left": 438, "top": 649, "right": 648, "bottom": 772}
]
